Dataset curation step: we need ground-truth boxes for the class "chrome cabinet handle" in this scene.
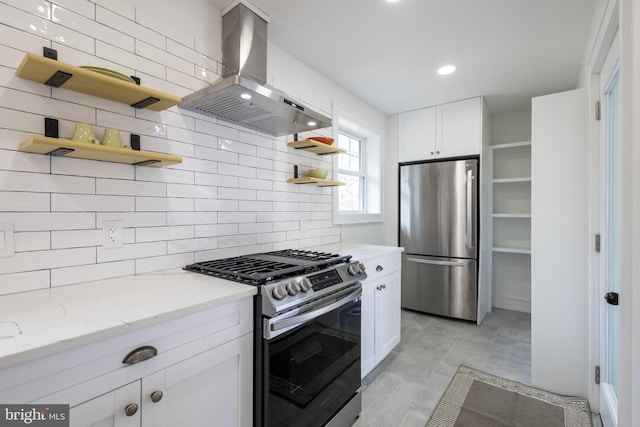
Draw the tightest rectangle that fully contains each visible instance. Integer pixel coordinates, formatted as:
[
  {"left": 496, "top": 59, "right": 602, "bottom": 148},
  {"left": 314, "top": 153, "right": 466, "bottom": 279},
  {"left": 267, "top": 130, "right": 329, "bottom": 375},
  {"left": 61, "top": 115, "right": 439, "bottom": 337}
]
[
  {"left": 376, "top": 265, "right": 383, "bottom": 272},
  {"left": 376, "top": 284, "right": 386, "bottom": 291},
  {"left": 124, "top": 403, "right": 138, "bottom": 417},
  {"left": 150, "top": 391, "right": 163, "bottom": 403},
  {"left": 122, "top": 345, "right": 158, "bottom": 365}
]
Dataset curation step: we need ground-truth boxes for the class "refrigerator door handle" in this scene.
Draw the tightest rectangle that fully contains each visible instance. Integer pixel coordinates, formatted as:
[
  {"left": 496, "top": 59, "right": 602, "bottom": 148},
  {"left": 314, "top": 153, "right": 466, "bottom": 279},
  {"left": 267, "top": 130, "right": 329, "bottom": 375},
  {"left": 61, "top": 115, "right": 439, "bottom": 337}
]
[
  {"left": 406, "top": 257, "right": 470, "bottom": 267},
  {"left": 466, "top": 169, "right": 473, "bottom": 249}
]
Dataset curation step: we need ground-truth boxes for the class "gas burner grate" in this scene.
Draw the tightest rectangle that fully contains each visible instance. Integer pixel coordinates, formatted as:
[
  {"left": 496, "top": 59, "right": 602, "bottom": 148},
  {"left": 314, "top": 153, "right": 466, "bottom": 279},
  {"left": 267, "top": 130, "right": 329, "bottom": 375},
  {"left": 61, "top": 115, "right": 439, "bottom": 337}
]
[
  {"left": 184, "top": 249, "right": 352, "bottom": 286},
  {"left": 266, "top": 249, "right": 342, "bottom": 262}
]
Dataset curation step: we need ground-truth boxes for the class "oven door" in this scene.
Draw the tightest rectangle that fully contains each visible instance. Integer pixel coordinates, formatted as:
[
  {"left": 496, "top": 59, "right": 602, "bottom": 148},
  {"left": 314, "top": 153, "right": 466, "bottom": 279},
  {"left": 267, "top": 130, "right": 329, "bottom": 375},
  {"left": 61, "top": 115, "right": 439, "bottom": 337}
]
[{"left": 261, "top": 286, "right": 362, "bottom": 427}]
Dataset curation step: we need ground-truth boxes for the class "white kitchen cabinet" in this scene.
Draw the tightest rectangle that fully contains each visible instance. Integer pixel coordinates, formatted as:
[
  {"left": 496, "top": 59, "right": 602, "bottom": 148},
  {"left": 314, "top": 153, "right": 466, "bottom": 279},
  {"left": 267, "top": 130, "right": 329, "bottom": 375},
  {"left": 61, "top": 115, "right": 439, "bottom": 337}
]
[
  {"left": 397, "top": 107, "right": 436, "bottom": 162},
  {"left": 435, "top": 97, "right": 483, "bottom": 158},
  {"left": 0, "top": 298, "right": 253, "bottom": 427},
  {"left": 360, "top": 252, "right": 401, "bottom": 379},
  {"left": 397, "top": 97, "right": 484, "bottom": 162},
  {"left": 142, "top": 334, "right": 252, "bottom": 427},
  {"left": 70, "top": 381, "right": 140, "bottom": 427}
]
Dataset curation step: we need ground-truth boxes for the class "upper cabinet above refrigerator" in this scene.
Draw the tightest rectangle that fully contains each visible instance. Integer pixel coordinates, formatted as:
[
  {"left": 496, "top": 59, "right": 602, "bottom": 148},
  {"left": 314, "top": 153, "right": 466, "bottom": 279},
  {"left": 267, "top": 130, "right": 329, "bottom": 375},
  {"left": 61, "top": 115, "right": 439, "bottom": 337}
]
[{"left": 397, "top": 97, "right": 486, "bottom": 163}]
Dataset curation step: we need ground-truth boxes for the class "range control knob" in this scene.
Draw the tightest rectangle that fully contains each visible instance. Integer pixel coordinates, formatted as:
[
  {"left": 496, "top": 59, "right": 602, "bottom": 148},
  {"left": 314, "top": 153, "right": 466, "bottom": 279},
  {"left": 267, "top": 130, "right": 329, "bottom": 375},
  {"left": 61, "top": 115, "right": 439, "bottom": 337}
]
[
  {"left": 348, "top": 264, "right": 361, "bottom": 276},
  {"left": 272, "top": 285, "right": 287, "bottom": 300},
  {"left": 286, "top": 282, "right": 299, "bottom": 296},
  {"left": 299, "top": 280, "right": 312, "bottom": 292}
]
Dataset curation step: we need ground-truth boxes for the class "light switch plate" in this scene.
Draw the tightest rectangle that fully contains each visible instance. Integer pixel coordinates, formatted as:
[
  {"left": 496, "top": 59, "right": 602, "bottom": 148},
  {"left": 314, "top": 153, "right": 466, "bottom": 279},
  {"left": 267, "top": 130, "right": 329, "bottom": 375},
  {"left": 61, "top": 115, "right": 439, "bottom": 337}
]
[{"left": 0, "top": 223, "right": 14, "bottom": 258}]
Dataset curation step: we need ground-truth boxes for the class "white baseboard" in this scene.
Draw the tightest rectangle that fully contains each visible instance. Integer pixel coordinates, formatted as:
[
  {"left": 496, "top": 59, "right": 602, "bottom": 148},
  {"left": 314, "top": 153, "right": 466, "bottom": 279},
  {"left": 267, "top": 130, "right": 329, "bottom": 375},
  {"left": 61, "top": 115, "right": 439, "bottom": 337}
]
[{"left": 492, "top": 296, "right": 531, "bottom": 313}]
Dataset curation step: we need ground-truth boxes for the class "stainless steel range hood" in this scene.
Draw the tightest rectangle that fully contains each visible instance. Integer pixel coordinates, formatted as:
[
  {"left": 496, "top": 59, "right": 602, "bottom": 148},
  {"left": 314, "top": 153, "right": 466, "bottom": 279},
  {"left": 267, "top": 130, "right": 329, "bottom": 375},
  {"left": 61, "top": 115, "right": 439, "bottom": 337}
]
[{"left": 180, "top": 2, "right": 331, "bottom": 136}]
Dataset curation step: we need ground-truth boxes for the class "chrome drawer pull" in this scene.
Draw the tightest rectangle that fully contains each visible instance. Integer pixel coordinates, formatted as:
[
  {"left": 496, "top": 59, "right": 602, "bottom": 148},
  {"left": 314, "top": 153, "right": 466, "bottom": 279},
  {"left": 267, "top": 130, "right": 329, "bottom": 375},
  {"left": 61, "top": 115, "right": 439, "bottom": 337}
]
[
  {"left": 124, "top": 403, "right": 138, "bottom": 416},
  {"left": 376, "top": 265, "right": 383, "bottom": 272},
  {"left": 122, "top": 345, "right": 158, "bottom": 365}
]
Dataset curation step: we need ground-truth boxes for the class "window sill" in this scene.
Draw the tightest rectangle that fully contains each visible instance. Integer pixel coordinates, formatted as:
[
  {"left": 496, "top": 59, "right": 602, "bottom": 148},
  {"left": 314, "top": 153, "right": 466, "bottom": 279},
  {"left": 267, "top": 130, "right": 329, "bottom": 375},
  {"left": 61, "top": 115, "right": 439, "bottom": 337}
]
[{"left": 333, "top": 212, "right": 383, "bottom": 225}]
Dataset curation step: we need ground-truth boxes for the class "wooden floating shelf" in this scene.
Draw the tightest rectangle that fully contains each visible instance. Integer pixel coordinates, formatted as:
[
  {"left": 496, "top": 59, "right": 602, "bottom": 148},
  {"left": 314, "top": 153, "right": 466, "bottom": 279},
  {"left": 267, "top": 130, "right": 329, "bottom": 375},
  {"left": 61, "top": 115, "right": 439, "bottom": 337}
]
[
  {"left": 287, "top": 140, "right": 346, "bottom": 155},
  {"left": 16, "top": 53, "right": 181, "bottom": 111},
  {"left": 19, "top": 135, "right": 182, "bottom": 167},
  {"left": 287, "top": 177, "right": 345, "bottom": 187}
]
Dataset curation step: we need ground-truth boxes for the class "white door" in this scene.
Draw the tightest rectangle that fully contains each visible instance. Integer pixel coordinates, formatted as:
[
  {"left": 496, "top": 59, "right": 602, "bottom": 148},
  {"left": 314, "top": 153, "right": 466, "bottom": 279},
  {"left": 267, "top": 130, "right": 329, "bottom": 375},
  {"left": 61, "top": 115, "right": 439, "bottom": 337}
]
[{"left": 599, "top": 30, "right": 621, "bottom": 427}]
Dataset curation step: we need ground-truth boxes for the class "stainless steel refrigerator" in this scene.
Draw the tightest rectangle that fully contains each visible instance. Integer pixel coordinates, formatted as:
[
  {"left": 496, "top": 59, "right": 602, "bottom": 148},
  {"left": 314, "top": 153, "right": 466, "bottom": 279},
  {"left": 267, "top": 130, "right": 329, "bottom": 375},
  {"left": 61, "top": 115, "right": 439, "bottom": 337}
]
[{"left": 399, "top": 158, "right": 478, "bottom": 321}]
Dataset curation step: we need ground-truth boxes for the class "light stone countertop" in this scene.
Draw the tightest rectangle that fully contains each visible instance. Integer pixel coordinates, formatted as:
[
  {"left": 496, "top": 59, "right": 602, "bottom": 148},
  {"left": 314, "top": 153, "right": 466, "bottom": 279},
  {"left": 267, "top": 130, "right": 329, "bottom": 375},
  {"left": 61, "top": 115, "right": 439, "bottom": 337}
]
[
  {"left": 0, "top": 268, "right": 256, "bottom": 369},
  {"left": 0, "top": 243, "right": 402, "bottom": 370}
]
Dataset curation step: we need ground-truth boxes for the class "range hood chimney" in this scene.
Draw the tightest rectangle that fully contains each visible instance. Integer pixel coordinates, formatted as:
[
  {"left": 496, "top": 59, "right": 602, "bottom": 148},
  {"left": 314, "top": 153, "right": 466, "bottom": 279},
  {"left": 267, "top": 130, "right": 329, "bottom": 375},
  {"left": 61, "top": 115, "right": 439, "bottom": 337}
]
[{"left": 180, "top": 2, "right": 332, "bottom": 136}]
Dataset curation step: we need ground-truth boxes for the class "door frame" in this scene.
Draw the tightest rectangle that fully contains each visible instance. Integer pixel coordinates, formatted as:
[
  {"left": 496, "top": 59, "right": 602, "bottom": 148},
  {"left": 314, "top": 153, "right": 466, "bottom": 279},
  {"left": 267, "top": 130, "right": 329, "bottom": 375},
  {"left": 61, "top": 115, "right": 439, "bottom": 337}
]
[{"left": 587, "top": 0, "right": 638, "bottom": 425}]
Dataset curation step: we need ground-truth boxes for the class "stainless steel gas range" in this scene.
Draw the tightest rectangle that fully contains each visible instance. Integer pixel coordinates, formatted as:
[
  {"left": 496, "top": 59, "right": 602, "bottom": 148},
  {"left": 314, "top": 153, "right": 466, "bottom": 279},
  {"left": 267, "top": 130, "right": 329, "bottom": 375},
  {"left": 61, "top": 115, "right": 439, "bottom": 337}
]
[{"left": 185, "top": 249, "right": 367, "bottom": 427}]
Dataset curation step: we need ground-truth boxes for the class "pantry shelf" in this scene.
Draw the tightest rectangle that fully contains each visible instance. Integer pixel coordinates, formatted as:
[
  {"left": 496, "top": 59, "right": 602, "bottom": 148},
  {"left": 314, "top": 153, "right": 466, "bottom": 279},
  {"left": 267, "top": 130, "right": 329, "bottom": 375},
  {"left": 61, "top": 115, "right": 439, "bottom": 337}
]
[
  {"left": 19, "top": 135, "right": 182, "bottom": 167},
  {"left": 16, "top": 53, "right": 181, "bottom": 111},
  {"left": 287, "top": 140, "right": 346, "bottom": 155}
]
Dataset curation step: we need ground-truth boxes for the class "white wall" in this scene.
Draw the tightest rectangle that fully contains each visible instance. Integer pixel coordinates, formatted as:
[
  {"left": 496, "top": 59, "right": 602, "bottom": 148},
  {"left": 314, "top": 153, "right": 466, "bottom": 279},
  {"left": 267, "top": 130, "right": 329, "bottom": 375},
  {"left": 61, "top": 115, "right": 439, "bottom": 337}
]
[{"left": 0, "top": 0, "right": 387, "bottom": 295}]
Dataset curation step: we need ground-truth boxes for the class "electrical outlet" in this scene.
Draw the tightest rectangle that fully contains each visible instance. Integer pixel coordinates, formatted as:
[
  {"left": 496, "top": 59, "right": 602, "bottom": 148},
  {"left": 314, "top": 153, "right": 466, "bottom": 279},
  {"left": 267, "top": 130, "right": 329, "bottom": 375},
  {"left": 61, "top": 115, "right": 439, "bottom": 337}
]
[
  {"left": 0, "top": 223, "right": 14, "bottom": 258},
  {"left": 102, "top": 221, "right": 123, "bottom": 248}
]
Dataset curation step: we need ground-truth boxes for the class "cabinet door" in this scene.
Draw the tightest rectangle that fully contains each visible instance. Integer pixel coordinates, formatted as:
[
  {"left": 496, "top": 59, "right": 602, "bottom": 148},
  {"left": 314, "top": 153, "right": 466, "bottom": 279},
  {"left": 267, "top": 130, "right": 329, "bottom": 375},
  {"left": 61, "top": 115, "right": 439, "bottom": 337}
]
[
  {"left": 375, "top": 273, "right": 401, "bottom": 358},
  {"left": 70, "top": 381, "right": 140, "bottom": 427},
  {"left": 398, "top": 107, "right": 436, "bottom": 162},
  {"left": 435, "top": 98, "right": 481, "bottom": 157},
  {"left": 142, "top": 333, "right": 253, "bottom": 427},
  {"left": 360, "top": 279, "right": 376, "bottom": 379}
]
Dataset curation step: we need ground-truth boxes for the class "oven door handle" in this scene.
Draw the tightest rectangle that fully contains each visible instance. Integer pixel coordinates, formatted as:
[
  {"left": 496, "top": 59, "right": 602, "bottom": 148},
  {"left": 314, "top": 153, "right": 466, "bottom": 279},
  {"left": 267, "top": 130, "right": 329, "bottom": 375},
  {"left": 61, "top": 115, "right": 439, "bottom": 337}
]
[{"left": 270, "top": 288, "right": 362, "bottom": 332}]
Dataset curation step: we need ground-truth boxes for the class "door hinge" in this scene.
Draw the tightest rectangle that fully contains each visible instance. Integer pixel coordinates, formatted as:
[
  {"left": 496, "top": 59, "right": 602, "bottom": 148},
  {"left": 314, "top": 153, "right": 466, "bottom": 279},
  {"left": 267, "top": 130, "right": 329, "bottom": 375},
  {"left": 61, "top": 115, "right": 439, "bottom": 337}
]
[
  {"left": 595, "top": 101, "right": 601, "bottom": 120},
  {"left": 595, "top": 366, "right": 601, "bottom": 384},
  {"left": 595, "top": 234, "right": 601, "bottom": 252}
]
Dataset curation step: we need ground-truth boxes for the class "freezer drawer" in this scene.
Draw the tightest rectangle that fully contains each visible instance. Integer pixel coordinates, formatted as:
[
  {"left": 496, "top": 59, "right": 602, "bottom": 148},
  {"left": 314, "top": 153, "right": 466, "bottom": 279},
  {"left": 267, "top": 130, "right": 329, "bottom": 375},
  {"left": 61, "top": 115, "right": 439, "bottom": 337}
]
[{"left": 401, "top": 254, "right": 477, "bottom": 321}]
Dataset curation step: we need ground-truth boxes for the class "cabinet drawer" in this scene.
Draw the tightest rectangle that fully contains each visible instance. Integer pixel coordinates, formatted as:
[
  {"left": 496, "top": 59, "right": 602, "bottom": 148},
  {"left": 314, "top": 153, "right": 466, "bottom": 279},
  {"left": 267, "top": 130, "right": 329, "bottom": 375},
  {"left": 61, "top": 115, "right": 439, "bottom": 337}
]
[
  {"left": 362, "top": 253, "right": 401, "bottom": 282},
  {"left": 0, "top": 297, "right": 253, "bottom": 404}
]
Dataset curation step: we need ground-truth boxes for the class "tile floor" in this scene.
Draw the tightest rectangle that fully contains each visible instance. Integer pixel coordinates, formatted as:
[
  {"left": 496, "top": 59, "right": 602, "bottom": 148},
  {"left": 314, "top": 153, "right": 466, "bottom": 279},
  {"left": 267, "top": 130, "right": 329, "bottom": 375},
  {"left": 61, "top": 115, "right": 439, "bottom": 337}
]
[{"left": 353, "top": 308, "right": 533, "bottom": 427}]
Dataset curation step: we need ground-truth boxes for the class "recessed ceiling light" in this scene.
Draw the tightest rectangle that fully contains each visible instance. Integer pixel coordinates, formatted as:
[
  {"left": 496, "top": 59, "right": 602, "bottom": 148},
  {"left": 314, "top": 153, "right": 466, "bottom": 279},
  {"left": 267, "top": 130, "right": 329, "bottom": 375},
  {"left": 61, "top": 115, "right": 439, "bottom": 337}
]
[
  {"left": 437, "top": 65, "right": 456, "bottom": 75},
  {"left": 386, "top": 0, "right": 401, "bottom": 2},
  {"left": 307, "top": 121, "right": 317, "bottom": 126},
  {"left": 240, "top": 93, "right": 252, "bottom": 100}
]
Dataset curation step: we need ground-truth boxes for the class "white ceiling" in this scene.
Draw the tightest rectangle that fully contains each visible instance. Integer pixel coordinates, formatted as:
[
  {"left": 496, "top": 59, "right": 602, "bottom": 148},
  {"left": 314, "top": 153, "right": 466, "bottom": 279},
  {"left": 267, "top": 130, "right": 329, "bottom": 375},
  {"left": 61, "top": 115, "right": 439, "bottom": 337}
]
[{"left": 209, "top": 0, "right": 597, "bottom": 115}]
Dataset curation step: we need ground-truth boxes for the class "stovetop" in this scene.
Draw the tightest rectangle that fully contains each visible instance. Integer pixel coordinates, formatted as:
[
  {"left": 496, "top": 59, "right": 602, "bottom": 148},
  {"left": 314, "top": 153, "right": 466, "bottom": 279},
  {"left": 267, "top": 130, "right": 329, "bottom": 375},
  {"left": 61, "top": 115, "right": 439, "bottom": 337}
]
[{"left": 184, "top": 249, "right": 352, "bottom": 286}]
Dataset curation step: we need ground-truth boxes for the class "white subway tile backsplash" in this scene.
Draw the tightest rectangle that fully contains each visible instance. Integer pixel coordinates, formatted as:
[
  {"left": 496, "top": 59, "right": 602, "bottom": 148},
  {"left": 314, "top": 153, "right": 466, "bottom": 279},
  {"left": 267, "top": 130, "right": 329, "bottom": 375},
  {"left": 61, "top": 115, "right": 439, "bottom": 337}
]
[
  {"left": 136, "top": 225, "right": 194, "bottom": 243},
  {"left": 51, "top": 259, "right": 135, "bottom": 287},
  {"left": 52, "top": 194, "right": 134, "bottom": 212},
  {"left": 97, "top": 212, "right": 166, "bottom": 228},
  {"left": 52, "top": 157, "right": 133, "bottom": 179},
  {"left": 136, "top": 167, "right": 194, "bottom": 185},
  {"left": 0, "top": 247, "right": 95, "bottom": 274},
  {"left": 195, "top": 199, "right": 237, "bottom": 212},
  {"left": 96, "top": 6, "right": 163, "bottom": 49},
  {"left": 136, "top": 196, "right": 194, "bottom": 212},
  {"left": 0, "top": 191, "right": 50, "bottom": 211},
  {"left": 53, "top": 5, "right": 134, "bottom": 52},
  {"left": 0, "top": 270, "right": 50, "bottom": 295},
  {"left": 136, "top": 40, "right": 193, "bottom": 75},
  {"left": 52, "top": 228, "right": 100, "bottom": 249},
  {"left": 14, "top": 231, "right": 50, "bottom": 252},
  {"left": 195, "top": 145, "right": 238, "bottom": 165},
  {"left": 135, "top": 252, "right": 194, "bottom": 274},
  {"left": 0, "top": 2, "right": 342, "bottom": 293},
  {"left": 218, "top": 211, "right": 255, "bottom": 224},
  {"left": 167, "top": 183, "right": 216, "bottom": 199},
  {"left": 97, "top": 178, "right": 165, "bottom": 196},
  {"left": 0, "top": 212, "right": 95, "bottom": 231},
  {"left": 167, "top": 211, "right": 216, "bottom": 226},
  {"left": 217, "top": 188, "right": 256, "bottom": 201},
  {"left": 195, "top": 172, "right": 237, "bottom": 188},
  {"left": 168, "top": 237, "right": 217, "bottom": 254},
  {"left": 194, "top": 224, "right": 237, "bottom": 238},
  {"left": 97, "top": 241, "right": 165, "bottom": 263}
]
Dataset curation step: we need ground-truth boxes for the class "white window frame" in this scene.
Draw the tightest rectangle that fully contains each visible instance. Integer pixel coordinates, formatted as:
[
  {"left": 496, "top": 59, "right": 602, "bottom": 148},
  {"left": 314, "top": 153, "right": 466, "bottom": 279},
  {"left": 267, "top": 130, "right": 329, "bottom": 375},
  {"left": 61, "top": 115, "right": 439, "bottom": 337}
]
[{"left": 332, "top": 105, "right": 383, "bottom": 224}]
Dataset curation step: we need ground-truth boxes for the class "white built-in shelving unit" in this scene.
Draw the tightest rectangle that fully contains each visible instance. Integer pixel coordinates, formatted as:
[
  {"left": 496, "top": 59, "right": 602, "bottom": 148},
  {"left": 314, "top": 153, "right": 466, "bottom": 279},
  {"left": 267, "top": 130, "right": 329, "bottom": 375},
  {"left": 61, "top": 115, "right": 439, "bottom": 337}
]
[{"left": 490, "top": 139, "right": 532, "bottom": 312}]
